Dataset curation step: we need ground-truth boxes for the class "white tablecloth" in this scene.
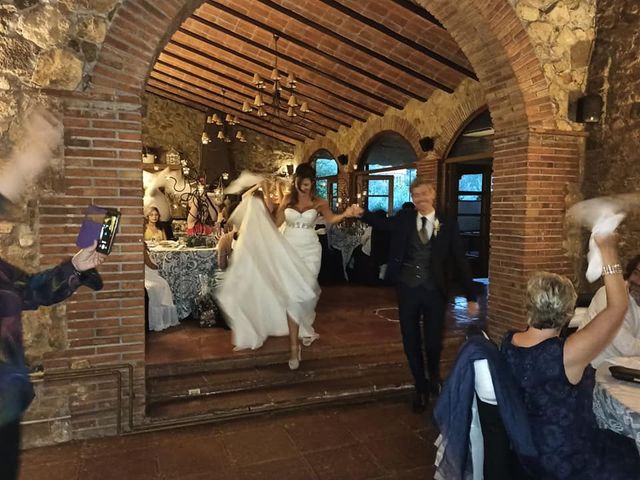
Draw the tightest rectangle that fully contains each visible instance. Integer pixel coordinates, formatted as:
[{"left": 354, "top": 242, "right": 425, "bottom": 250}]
[{"left": 593, "top": 356, "right": 640, "bottom": 449}]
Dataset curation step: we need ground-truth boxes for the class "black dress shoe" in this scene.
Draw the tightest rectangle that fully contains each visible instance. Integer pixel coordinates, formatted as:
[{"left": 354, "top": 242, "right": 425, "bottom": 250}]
[{"left": 412, "top": 391, "right": 428, "bottom": 413}]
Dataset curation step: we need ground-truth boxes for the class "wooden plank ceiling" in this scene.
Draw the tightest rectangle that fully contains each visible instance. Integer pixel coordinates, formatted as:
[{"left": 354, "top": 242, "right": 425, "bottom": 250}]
[{"left": 147, "top": 0, "right": 475, "bottom": 145}]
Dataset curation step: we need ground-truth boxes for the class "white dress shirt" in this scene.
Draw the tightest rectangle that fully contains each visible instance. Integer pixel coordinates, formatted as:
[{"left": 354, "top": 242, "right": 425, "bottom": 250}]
[
  {"left": 579, "top": 285, "right": 640, "bottom": 368},
  {"left": 416, "top": 211, "right": 436, "bottom": 240}
]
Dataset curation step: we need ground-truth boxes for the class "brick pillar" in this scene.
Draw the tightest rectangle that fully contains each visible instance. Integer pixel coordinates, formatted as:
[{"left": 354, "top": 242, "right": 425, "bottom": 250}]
[
  {"left": 488, "top": 128, "right": 584, "bottom": 340},
  {"left": 34, "top": 91, "right": 145, "bottom": 440},
  {"left": 416, "top": 151, "right": 439, "bottom": 187}
]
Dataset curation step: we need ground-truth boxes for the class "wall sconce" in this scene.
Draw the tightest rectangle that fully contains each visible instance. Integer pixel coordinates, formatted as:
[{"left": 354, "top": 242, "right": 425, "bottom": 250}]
[{"left": 575, "top": 94, "right": 603, "bottom": 123}]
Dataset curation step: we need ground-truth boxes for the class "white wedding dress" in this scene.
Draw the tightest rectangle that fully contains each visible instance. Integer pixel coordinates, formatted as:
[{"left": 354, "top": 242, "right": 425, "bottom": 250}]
[{"left": 216, "top": 197, "right": 321, "bottom": 350}]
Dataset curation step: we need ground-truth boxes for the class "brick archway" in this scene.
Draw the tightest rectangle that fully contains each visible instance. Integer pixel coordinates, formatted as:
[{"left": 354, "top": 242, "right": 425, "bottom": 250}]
[
  {"left": 43, "top": 0, "right": 581, "bottom": 440},
  {"left": 351, "top": 116, "right": 421, "bottom": 167},
  {"left": 297, "top": 138, "right": 340, "bottom": 166},
  {"left": 435, "top": 104, "right": 489, "bottom": 159}
]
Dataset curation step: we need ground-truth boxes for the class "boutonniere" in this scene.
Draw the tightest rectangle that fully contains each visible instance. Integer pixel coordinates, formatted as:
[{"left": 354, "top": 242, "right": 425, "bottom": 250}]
[{"left": 433, "top": 218, "right": 441, "bottom": 237}]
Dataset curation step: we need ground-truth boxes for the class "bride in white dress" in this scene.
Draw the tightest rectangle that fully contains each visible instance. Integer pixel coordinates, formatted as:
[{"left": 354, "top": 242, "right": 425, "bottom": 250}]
[{"left": 217, "top": 164, "right": 356, "bottom": 369}]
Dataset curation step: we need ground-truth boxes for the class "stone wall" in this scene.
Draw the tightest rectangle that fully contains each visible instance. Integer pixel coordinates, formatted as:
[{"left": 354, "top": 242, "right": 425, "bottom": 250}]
[
  {"left": 296, "top": 78, "right": 487, "bottom": 173},
  {"left": 510, "top": 0, "right": 597, "bottom": 131},
  {"left": 141, "top": 93, "right": 204, "bottom": 168},
  {"left": 230, "top": 128, "right": 295, "bottom": 175},
  {"left": 582, "top": 0, "right": 640, "bottom": 283}
]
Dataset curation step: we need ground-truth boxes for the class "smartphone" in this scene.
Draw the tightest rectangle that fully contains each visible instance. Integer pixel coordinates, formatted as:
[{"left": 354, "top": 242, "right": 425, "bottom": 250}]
[{"left": 77, "top": 206, "right": 121, "bottom": 255}]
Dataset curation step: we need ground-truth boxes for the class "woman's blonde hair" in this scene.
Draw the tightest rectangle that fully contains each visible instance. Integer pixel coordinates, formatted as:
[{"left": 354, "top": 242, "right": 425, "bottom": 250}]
[{"left": 526, "top": 272, "right": 577, "bottom": 329}]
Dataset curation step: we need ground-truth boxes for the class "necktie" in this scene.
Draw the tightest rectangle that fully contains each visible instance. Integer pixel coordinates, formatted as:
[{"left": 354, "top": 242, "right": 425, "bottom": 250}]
[{"left": 419, "top": 216, "right": 428, "bottom": 244}]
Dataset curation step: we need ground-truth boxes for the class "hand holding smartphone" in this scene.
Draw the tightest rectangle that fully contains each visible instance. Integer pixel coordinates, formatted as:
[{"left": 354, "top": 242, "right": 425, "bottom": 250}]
[{"left": 77, "top": 205, "right": 121, "bottom": 255}]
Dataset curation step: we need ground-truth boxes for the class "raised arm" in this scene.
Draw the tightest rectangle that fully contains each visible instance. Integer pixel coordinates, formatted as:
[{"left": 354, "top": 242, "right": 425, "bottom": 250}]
[
  {"left": 564, "top": 234, "right": 629, "bottom": 383},
  {"left": 315, "top": 199, "right": 354, "bottom": 225}
]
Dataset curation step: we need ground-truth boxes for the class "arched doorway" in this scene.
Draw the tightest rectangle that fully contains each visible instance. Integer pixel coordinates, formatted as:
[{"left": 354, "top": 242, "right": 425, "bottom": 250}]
[
  {"left": 25, "top": 0, "right": 577, "bottom": 442},
  {"left": 356, "top": 132, "right": 418, "bottom": 213},
  {"left": 443, "top": 109, "right": 493, "bottom": 278}
]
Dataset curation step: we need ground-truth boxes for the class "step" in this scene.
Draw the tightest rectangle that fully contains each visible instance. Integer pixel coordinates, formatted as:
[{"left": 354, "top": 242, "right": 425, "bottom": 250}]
[
  {"left": 145, "top": 340, "right": 407, "bottom": 379},
  {"left": 147, "top": 350, "right": 408, "bottom": 403},
  {"left": 145, "top": 368, "right": 414, "bottom": 422}
]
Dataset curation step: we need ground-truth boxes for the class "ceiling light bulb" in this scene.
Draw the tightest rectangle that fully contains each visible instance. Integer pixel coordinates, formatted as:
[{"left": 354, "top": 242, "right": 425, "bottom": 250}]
[
  {"left": 286, "top": 72, "right": 296, "bottom": 86},
  {"left": 287, "top": 107, "right": 296, "bottom": 117},
  {"left": 217, "top": 131, "right": 225, "bottom": 140},
  {"left": 254, "top": 93, "right": 265, "bottom": 107},
  {"left": 271, "top": 68, "right": 280, "bottom": 81},
  {"left": 300, "top": 101, "right": 310, "bottom": 113},
  {"left": 287, "top": 94, "right": 299, "bottom": 107},
  {"left": 225, "top": 113, "right": 233, "bottom": 123},
  {"left": 242, "top": 101, "right": 253, "bottom": 112},
  {"left": 257, "top": 106, "right": 267, "bottom": 117}
]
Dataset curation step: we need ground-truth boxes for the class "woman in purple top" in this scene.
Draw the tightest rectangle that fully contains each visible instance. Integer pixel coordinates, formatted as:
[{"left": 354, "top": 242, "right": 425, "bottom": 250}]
[{"left": 0, "top": 110, "right": 107, "bottom": 480}]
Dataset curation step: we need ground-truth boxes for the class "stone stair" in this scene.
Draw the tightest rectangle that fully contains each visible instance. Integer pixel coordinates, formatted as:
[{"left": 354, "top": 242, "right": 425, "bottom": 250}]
[
  {"left": 143, "top": 329, "right": 468, "bottom": 427},
  {"left": 145, "top": 343, "right": 414, "bottom": 423}
]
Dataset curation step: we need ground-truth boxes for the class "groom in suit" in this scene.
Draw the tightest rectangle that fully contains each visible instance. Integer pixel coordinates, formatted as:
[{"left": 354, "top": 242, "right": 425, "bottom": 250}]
[{"left": 355, "top": 178, "right": 478, "bottom": 412}]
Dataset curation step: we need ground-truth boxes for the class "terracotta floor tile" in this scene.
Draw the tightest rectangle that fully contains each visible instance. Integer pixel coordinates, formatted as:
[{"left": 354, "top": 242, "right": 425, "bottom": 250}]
[
  {"left": 221, "top": 424, "right": 299, "bottom": 466},
  {"left": 155, "top": 436, "right": 231, "bottom": 478},
  {"left": 305, "top": 444, "right": 384, "bottom": 480},
  {"left": 19, "top": 460, "right": 80, "bottom": 480},
  {"left": 363, "top": 431, "right": 431, "bottom": 471},
  {"left": 235, "top": 456, "right": 319, "bottom": 480},
  {"left": 78, "top": 448, "right": 158, "bottom": 480},
  {"left": 20, "top": 441, "right": 82, "bottom": 466},
  {"left": 283, "top": 413, "right": 357, "bottom": 453}
]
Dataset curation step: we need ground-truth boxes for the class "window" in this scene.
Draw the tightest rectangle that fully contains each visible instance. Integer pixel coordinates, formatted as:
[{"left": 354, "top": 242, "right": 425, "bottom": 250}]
[
  {"left": 370, "top": 168, "right": 417, "bottom": 212},
  {"left": 312, "top": 152, "right": 338, "bottom": 200},
  {"left": 457, "top": 173, "right": 483, "bottom": 234},
  {"left": 361, "top": 132, "right": 417, "bottom": 213}
]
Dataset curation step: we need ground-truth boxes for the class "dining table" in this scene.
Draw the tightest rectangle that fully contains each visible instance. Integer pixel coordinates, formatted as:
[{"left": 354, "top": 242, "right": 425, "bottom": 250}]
[
  {"left": 148, "top": 243, "right": 218, "bottom": 320},
  {"left": 592, "top": 356, "right": 640, "bottom": 450}
]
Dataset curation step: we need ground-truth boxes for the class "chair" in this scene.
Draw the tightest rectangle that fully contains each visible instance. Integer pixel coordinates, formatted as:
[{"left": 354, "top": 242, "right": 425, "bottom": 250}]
[{"left": 472, "top": 359, "right": 534, "bottom": 480}]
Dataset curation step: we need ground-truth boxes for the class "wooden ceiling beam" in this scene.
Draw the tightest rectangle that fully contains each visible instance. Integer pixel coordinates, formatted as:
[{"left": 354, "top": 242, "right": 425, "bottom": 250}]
[
  {"left": 158, "top": 50, "right": 365, "bottom": 124},
  {"left": 168, "top": 36, "right": 384, "bottom": 117},
  {"left": 154, "top": 59, "right": 346, "bottom": 131},
  {"left": 254, "top": 0, "right": 454, "bottom": 93},
  {"left": 318, "top": 0, "right": 476, "bottom": 80},
  {"left": 148, "top": 76, "right": 317, "bottom": 140},
  {"left": 201, "top": 2, "right": 423, "bottom": 100},
  {"left": 392, "top": 0, "right": 445, "bottom": 29},
  {"left": 146, "top": 87, "right": 300, "bottom": 145},
  {"left": 150, "top": 69, "right": 330, "bottom": 136},
  {"left": 188, "top": 13, "right": 405, "bottom": 109}
]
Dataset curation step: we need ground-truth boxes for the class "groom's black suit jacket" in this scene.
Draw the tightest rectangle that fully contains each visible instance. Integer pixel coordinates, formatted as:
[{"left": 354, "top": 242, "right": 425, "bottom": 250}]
[{"left": 362, "top": 209, "right": 476, "bottom": 301}]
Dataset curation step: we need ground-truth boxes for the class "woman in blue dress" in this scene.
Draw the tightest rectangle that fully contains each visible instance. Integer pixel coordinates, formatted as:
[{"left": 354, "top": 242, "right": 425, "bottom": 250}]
[{"left": 502, "top": 233, "right": 640, "bottom": 479}]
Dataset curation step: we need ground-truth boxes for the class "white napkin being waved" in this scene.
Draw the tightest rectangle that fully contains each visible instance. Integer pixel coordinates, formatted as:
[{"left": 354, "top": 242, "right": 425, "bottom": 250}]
[{"left": 567, "top": 196, "right": 631, "bottom": 283}]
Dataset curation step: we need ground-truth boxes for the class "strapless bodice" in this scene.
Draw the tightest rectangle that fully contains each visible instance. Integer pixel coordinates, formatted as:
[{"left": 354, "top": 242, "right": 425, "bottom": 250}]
[{"left": 284, "top": 208, "right": 318, "bottom": 229}]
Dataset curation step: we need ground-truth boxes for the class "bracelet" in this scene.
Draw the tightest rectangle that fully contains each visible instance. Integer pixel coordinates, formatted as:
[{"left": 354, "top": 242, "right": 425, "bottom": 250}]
[{"left": 602, "top": 264, "right": 623, "bottom": 276}]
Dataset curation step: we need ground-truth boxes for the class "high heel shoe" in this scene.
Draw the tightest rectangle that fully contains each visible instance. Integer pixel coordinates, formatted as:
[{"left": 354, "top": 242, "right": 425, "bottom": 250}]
[{"left": 288, "top": 345, "right": 302, "bottom": 370}]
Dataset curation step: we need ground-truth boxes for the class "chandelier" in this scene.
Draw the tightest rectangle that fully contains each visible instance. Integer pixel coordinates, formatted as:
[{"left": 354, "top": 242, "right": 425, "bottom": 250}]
[
  {"left": 202, "top": 88, "right": 246, "bottom": 144},
  {"left": 242, "top": 34, "right": 310, "bottom": 124}
]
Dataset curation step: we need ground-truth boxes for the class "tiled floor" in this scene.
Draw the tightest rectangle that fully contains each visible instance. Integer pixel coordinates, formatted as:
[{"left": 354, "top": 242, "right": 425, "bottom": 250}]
[
  {"left": 19, "top": 399, "right": 437, "bottom": 480},
  {"left": 146, "top": 284, "right": 485, "bottom": 366}
]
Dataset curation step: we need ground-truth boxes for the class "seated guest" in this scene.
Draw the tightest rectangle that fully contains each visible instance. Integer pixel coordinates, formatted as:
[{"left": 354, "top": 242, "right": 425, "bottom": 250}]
[
  {"left": 186, "top": 192, "right": 216, "bottom": 236},
  {"left": 579, "top": 254, "right": 640, "bottom": 367},
  {"left": 144, "top": 245, "right": 179, "bottom": 331},
  {"left": 501, "top": 233, "right": 640, "bottom": 479},
  {"left": 144, "top": 206, "right": 168, "bottom": 242}
]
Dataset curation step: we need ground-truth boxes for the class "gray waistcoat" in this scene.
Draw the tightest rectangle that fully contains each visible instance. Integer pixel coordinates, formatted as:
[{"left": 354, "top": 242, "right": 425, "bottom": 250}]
[{"left": 398, "top": 225, "right": 436, "bottom": 289}]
